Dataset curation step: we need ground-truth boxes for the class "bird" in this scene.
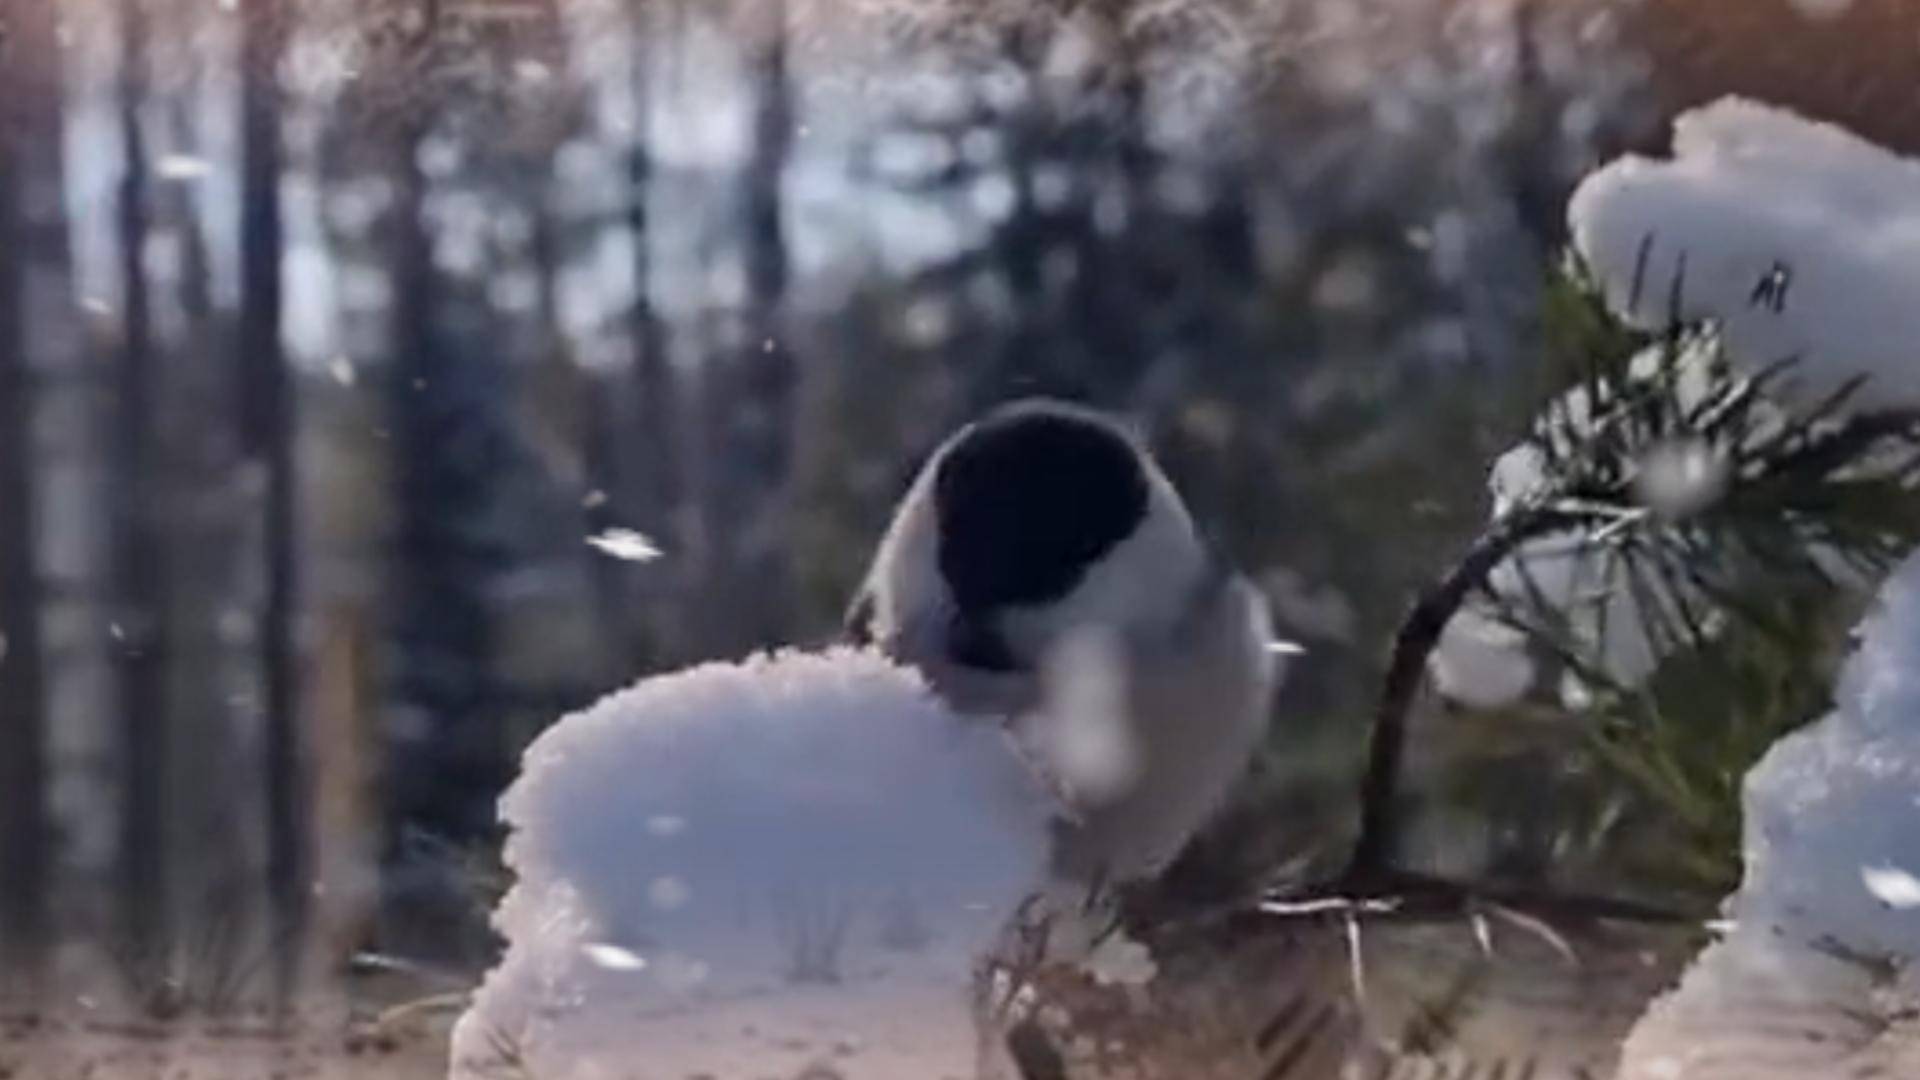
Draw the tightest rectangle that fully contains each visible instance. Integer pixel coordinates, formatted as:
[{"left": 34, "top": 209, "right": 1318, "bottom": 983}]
[{"left": 845, "top": 398, "right": 1282, "bottom": 893}]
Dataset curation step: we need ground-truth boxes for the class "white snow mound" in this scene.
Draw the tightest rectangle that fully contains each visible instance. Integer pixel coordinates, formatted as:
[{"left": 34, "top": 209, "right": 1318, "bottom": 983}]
[
  {"left": 1617, "top": 552, "right": 1920, "bottom": 1079},
  {"left": 1571, "top": 96, "right": 1920, "bottom": 410},
  {"left": 449, "top": 647, "right": 1053, "bottom": 1080},
  {"left": 1735, "top": 555, "right": 1920, "bottom": 956}
]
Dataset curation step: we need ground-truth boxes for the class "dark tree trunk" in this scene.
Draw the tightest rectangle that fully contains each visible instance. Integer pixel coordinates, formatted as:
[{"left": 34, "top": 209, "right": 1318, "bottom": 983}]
[
  {"left": 699, "top": 4, "right": 795, "bottom": 654},
  {"left": 112, "top": 0, "right": 173, "bottom": 975},
  {"left": 380, "top": 109, "right": 506, "bottom": 960},
  {"left": 1502, "top": 0, "right": 1567, "bottom": 250},
  {"left": 620, "top": 9, "right": 678, "bottom": 666},
  {"left": 0, "top": 0, "right": 56, "bottom": 984},
  {"left": 239, "top": 0, "right": 307, "bottom": 1006},
  {"left": 742, "top": 7, "right": 792, "bottom": 345}
]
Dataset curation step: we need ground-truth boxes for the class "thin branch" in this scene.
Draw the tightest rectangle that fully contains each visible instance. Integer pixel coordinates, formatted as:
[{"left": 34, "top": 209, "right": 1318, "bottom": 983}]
[
  {"left": 1343, "top": 503, "right": 1591, "bottom": 882},
  {"left": 1264, "top": 868, "right": 1694, "bottom": 927}
]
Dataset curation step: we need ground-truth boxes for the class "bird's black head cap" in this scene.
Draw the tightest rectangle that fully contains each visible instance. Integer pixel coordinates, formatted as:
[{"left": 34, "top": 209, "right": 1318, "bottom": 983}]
[{"left": 933, "top": 400, "right": 1150, "bottom": 615}]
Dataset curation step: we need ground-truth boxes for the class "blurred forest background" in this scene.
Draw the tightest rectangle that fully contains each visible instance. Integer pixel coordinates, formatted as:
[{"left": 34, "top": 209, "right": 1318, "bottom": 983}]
[{"left": 2, "top": 0, "right": 1917, "bottom": 1016}]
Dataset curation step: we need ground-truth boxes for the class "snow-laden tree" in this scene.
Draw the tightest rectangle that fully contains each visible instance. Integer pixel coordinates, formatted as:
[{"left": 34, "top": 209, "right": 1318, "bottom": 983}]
[{"left": 1362, "top": 97, "right": 1920, "bottom": 894}]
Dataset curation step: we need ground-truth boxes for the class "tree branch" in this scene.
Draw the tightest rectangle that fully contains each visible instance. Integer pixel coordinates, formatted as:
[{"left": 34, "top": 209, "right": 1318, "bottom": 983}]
[
  {"left": 1343, "top": 503, "right": 1590, "bottom": 883},
  {"left": 1339, "top": 403, "right": 1920, "bottom": 885}
]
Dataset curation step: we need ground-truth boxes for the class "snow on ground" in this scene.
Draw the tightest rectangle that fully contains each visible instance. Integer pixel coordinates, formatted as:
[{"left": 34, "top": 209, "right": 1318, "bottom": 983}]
[
  {"left": 1435, "top": 97, "right": 1920, "bottom": 709},
  {"left": 449, "top": 647, "right": 1053, "bottom": 1080},
  {"left": 0, "top": 999, "right": 454, "bottom": 1080},
  {"left": 1615, "top": 552, "right": 1920, "bottom": 1080}
]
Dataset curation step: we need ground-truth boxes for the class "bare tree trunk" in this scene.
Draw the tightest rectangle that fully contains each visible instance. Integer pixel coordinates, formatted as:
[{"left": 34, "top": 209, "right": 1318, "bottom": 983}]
[
  {"left": 0, "top": 0, "right": 56, "bottom": 985},
  {"left": 113, "top": 0, "right": 173, "bottom": 977},
  {"left": 381, "top": 104, "right": 504, "bottom": 960},
  {"left": 381, "top": 116, "right": 443, "bottom": 947},
  {"left": 620, "top": 8, "right": 678, "bottom": 666},
  {"left": 740, "top": 1, "right": 792, "bottom": 476},
  {"left": 308, "top": 602, "right": 376, "bottom": 976},
  {"left": 164, "top": 102, "right": 215, "bottom": 332},
  {"left": 156, "top": 50, "right": 256, "bottom": 1019},
  {"left": 972, "top": 31, "right": 1046, "bottom": 413},
  {"left": 239, "top": 0, "right": 307, "bottom": 1008},
  {"left": 699, "top": 2, "right": 794, "bottom": 655}
]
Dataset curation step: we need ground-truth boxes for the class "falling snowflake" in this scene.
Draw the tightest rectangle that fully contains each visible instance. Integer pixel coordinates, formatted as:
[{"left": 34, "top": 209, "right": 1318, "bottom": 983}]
[
  {"left": 647, "top": 875, "right": 692, "bottom": 911},
  {"left": 155, "top": 155, "right": 211, "bottom": 181},
  {"left": 1632, "top": 438, "right": 1730, "bottom": 520},
  {"left": 1861, "top": 863, "right": 1920, "bottom": 909},
  {"left": 586, "top": 528, "right": 662, "bottom": 562},
  {"left": 580, "top": 943, "right": 647, "bottom": 972}
]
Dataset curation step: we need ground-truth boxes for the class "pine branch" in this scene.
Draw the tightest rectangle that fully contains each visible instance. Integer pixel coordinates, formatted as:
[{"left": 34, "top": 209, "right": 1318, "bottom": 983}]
[
  {"left": 1335, "top": 263, "right": 1920, "bottom": 892},
  {"left": 1344, "top": 502, "right": 1591, "bottom": 882}
]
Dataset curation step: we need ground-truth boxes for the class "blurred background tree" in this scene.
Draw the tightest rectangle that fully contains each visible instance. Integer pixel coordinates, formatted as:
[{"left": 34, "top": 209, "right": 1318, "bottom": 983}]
[{"left": 2, "top": 0, "right": 1915, "bottom": 1021}]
